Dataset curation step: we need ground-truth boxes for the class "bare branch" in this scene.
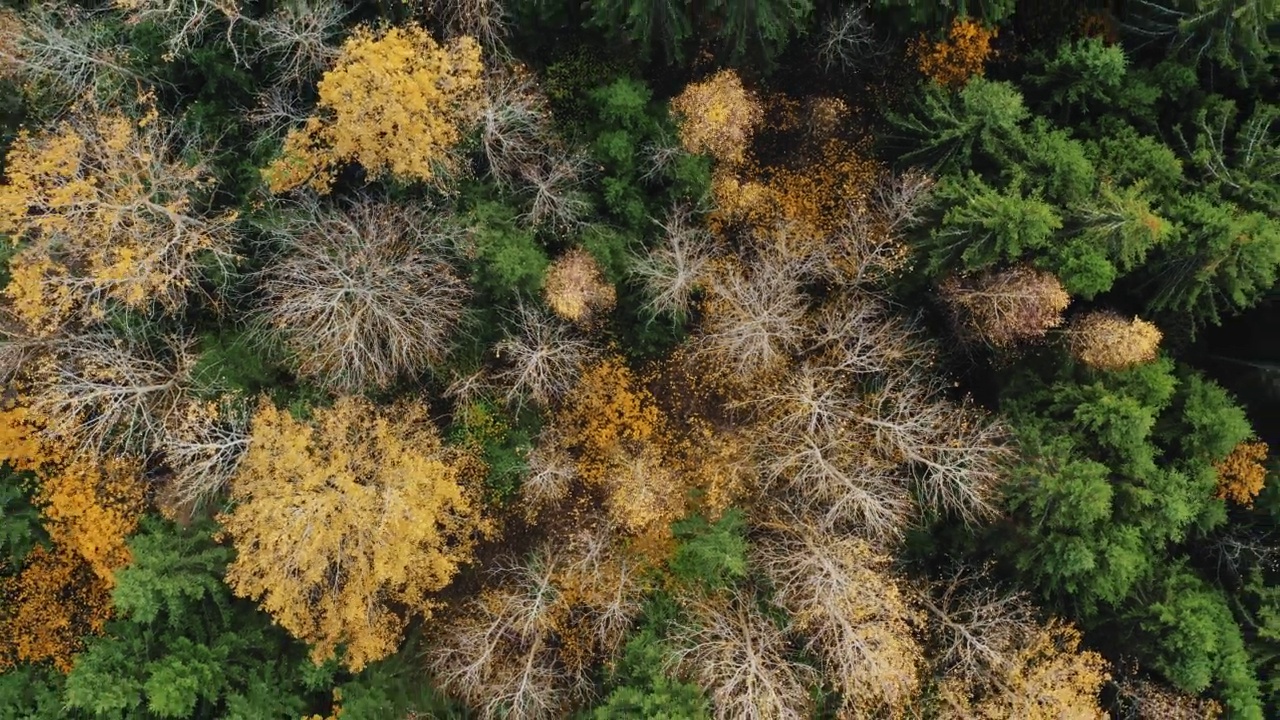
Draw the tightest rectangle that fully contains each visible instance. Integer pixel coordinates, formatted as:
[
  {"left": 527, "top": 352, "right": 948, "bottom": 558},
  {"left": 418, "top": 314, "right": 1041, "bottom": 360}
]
[{"left": 491, "top": 303, "right": 599, "bottom": 409}]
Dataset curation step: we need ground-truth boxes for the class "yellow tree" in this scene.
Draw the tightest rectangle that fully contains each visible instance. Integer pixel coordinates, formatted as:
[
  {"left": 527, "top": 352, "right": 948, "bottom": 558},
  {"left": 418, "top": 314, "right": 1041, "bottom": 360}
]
[
  {"left": 937, "top": 617, "right": 1110, "bottom": 720},
  {"left": 0, "top": 399, "right": 144, "bottom": 671},
  {"left": 263, "top": 24, "right": 484, "bottom": 194},
  {"left": 0, "top": 98, "right": 238, "bottom": 334},
  {"left": 669, "top": 69, "right": 763, "bottom": 166},
  {"left": 1214, "top": 440, "right": 1268, "bottom": 507},
  {"left": 1066, "top": 311, "right": 1163, "bottom": 371},
  {"left": 543, "top": 247, "right": 616, "bottom": 325},
  {"left": 219, "top": 396, "right": 489, "bottom": 670},
  {"left": 914, "top": 18, "right": 997, "bottom": 87}
]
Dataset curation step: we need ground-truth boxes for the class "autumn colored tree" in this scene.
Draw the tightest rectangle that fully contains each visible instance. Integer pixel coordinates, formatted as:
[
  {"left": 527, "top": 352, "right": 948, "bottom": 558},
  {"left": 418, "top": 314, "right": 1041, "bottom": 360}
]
[
  {"left": 1214, "top": 440, "right": 1269, "bottom": 507},
  {"left": 219, "top": 396, "right": 488, "bottom": 670},
  {"left": 1066, "top": 310, "right": 1163, "bottom": 370},
  {"left": 940, "top": 265, "right": 1071, "bottom": 348},
  {"left": 543, "top": 247, "right": 617, "bottom": 324},
  {"left": 263, "top": 24, "right": 484, "bottom": 194},
  {"left": 36, "top": 453, "right": 146, "bottom": 585},
  {"left": 914, "top": 17, "right": 997, "bottom": 87},
  {"left": 0, "top": 545, "right": 113, "bottom": 672},
  {"left": 935, "top": 617, "right": 1110, "bottom": 719},
  {"left": 669, "top": 70, "right": 763, "bottom": 166},
  {"left": 159, "top": 395, "right": 250, "bottom": 509},
  {"left": 0, "top": 98, "right": 238, "bottom": 335},
  {"left": 254, "top": 196, "right": 469, "bottom": 392},
  {"left": 1120, "top": 678, "right": 1224, "bottom": 719}
]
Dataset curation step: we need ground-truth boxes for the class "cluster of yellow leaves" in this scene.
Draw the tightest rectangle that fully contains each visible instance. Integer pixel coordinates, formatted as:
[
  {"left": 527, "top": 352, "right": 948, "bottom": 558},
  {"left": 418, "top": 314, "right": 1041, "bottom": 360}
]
[
  {"left": 939, "top": 619, "right": 1110, "bottom": 720},
  {"left": 669, "top": 69, "right": 763, "bottom": 166},
  {"left": 220, "top": 396, "right": 489, "bottom": 670},
  {"left": 1068, "top": 311, "right": 1163, "bottom": 371},
  {"left": 1214, "top": 440, "right": 1269, "bottom": 507},
  {"left": 263, "top": 25, "right": 484, "bottom": 194},
  {"left": 548, "top": 356, "right": 748, "bottom": 553},
  {"left": 0, "top": 546, "right": 113, "bottom": 672},
  {"left": 543, "top": 247, "right": 616, "bottom": 324},
  {"left": 0, "top": 398, "right": 144, "bottom": 672},
  {"left": 0, "top": 98, "right": 237, "bottom": 334},
  {"left": 913, "top": 18, "right": 997, "bottom": 87}
]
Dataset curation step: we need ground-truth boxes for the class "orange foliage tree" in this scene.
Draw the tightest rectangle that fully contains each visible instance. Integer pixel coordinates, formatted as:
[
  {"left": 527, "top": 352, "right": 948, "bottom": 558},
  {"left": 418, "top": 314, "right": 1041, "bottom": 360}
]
[
  {"left": 0, "top": 399, "right": 144, "bottom": 671},
  {"left": 263, "top": 24, "right": 484, "bottom": 194},
  {"left": 669, "top": 69, "right": 763, "bottom": 166},
  {"left": 0, "top": 98, "right": 238, "bottom": 335},
  {"left": 1214, "top": 440, "right": 1269, "bottom": 507},
  {"left": 219, "top": 396, "right": 489, "bottom": 670},
  {"left": 914, "top": 17, "right": 997, "bottom": 87}
]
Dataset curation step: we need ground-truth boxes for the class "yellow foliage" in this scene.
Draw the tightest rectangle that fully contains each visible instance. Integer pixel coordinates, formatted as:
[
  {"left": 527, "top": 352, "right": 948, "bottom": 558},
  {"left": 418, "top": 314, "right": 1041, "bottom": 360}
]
[
  {"left": 37, "top": 454, "right": 146, "bottom": 585},
  {"left": 220, "top": 396, "right": 488, "bottom": 670},
  {"left": 543, "top": 247, "right": 616, "bottom": 324},
  {"left": 1068, "top": 311, "right": 1163, "bottom": 371},
  {"left": 914, "top": 18, "right": 997, "bottom": 87},
  {"left": 939, "top": 619, "right": 1109, "bottom": 720},
  {"left": 0, "top": 546, "right": 113, "bottom": 672},
  {"left": 0, "top": 97, "right": 237, "bottom": 334},
  {"left": 670, "top": 70, "right": 764, "bottom": 166},
  {"left": 0, "top": 401, "right": 46, "bottom": 473},
  {"left": 1215, "top": 441, "right": 1268, "bottom": 507},
  {"left": 263, "top": 25, "right": 484, "bottom": 194}
]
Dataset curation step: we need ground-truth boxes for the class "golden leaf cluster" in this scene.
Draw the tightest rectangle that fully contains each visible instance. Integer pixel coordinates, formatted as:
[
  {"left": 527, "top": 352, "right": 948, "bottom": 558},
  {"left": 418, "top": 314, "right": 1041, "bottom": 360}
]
[
  {"left": 1214, "top": 440, "right": 1268, "bottom": 507},
  {"left": 670, "top": 69, "right": 764, "bottom": 166},
  {"left": 263, "top": 25, "right": 484, "bottom": 194},
  {"left": 0, "top": 397, "right": 144, "bottom": 671},
  {"left": 220, "top": 396, "right": 488, "bottom": 670},
  {"left": 543, "top": 247, "right": 616, "bottom": 324},
  {"left": 0, "top": 546, "right": 113, "bottom": 672},
  {"left": 913, "top": 18, "right": 997, "bottom": 87},
  {"left": 938, "top": 619, "right": 1110, "bottom": 720},
  {"left": 0, "top": 98, "right": 237, "bottom": 334},
  {"left": 1068, "top": 311, "right": 1163, "bottom": 371}
]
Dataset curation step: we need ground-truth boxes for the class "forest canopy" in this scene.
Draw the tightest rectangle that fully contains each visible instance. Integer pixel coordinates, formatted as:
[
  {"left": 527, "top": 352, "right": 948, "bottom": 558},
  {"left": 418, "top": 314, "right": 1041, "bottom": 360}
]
[{"left": 0, "top": 0, "right": 1278, "bottom": 719}]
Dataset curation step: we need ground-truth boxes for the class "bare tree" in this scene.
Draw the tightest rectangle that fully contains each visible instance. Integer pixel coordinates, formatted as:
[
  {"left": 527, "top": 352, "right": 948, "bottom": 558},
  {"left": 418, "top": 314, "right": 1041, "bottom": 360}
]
[
  {"left": 478, "top": 67, "right": 552, "bottom": 188},
  {"left": 18, "top": 332, "right": 192, "bottom": 455},
  {"left": 668, "top": 591, "right": 818, "bottom": 720},
  {"left": 829, "top": 169, "right": 935, "bottom": 285},
  {"left": 631, "top": 206, "right": 719, "bottom": 318},
  {"left": 491, "top": 303, "right": 599, "bottom": 409},
  {"left": 254, "top": 195, "right": 469, "bottom": 393},
  {"left": 940, "top": 266, "right": 1071, "bottom": 348},
  {"left": 114, "top": 0, "right": 244, "bottom": 65},
  {"left": 427, "top": 0, "right": 510, "bottom": 57},
  {"left": 160, "top": 393, "right": 251, "bottom": 509},
  {"left": 247, "top": 0, "right": 347, "bottom": 86},
  {"left": 0, "top": 3, "right": 142, "bottom": 104},
  {"left": 912, "top": 567, "right": 1035, "bottom": 684},
  {"left": 428, "top": 527, "right": 644, "bottom": 720},
  {"left": 815, "top": 4, "right": 886, "bottom": 72},
  {"left": 853, "top": 369, "right": 1010, "bottom": 525},
  {"left": 522, "top": 149, "right": 592, "bottom": 230},
  {"left": 753, "top": 523, "right": 922, "bottom": 716},
  {"left": 521, "top": 428, "right": 579, "bottom": 513},
  {"left": 697, "top": 251, "right": 811, "bottom": 380}
]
